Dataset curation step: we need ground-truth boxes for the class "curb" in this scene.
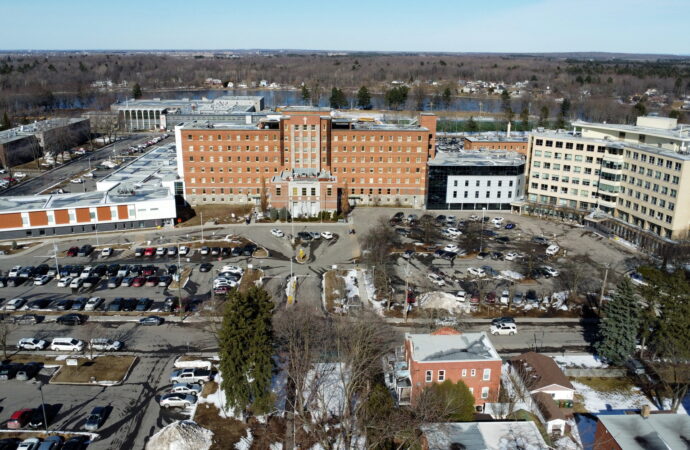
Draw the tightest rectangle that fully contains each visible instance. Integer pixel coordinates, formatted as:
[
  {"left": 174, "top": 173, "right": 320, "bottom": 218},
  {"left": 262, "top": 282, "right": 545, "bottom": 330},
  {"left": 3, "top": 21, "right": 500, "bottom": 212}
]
[{"left": 48, "top": 355, "right": 138, "bottom": 386}]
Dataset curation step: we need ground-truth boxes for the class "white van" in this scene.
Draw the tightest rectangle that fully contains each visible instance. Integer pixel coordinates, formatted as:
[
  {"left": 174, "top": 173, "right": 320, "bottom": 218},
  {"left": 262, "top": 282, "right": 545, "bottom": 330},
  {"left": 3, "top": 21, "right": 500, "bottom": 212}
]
[
  {"left": 50, "top": 337, "right": 84, "bottom": 352},
  {"left": 545, "top": 244, "right": 560, "bottom": 256}
]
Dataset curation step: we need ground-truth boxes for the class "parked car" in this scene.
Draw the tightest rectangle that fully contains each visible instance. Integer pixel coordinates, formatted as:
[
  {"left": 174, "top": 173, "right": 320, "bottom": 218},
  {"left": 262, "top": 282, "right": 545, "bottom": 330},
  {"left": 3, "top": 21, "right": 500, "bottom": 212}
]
[
  {"left": 485, "top": 291, "right": 497, "bottom": 304},
  {"left": 167, "top": 247, "right": 178, "bottom": 256},
  {"left": 541, "top": 266, "right": 560, "bottom": 277},
  {"left": 444, "top": 244, "right": 459, "bottom": 253},
  {"left": 199, "top": 263, "right": 213, "bottom": 273},
  {"left": 82, "top": 276, "right": 101, "bottom": 288},
  {"left": 321, "top": 231, "right": 334, "bottom": 239},
  {"left": 28, "top": 405, "right": 55, "bottom": 429},
  {"left": 156, "top": 247, "right": 167, "bottom": 256},
  {"left": 160, "top": 393, "right": 197, "bottom": 409},
  {"left": 170, "top": 382, "right": 203, "bottom": 396},
  {"left": 84, "top": 296, "right": 103, "bottom": 311},
  {"left": 170, "top": 368, "right": 212, "bottom": 383},
  {"left": 17, "top": 438, "right": 41, "bottom": 450},
  {"left": 491, "top": 316, "right": 516, "bottom": 325},
  {"left": 19, "top": 266, "right": 35, "bottom": 278},
  {"left": 6, "top": 277, "right": 24, "bottom": 287},
  {"left": 504, "top": 223, "right": 516, "bottom": 230},
  {"left": 179, "top": 246, "right": 190, "bottom": 256},
  {"left": 121, "top": 276, "right": 134, "bottom": 287},
  {"left": 90, "top": 338, "right": 123, "bottom": 351},
  {"left": 56, "top": 313, "right": 85, "bottom": 326},
  {"left": 456, "top": 290, "right": 467, "bottom": 302},
  {"left": 6, "top": 409, "right": 33, "bottom": 429},
  {"left": 513, "top": 292, "right": 524, "bottom": 305},
  {"left": 100, "top": 247, "right": 113, "bottom": 257},
  {"left": 504, "top": 252, "right": 520, "bottom": 261},
  {"left": 50, "top": 337, "right": 84, "bottom": 351},
  {"left": 499, "top": 290, "right": 510, "bottom": 305},
  {"left": 426, "top": 273, "right": 445, "bottom": 286},
  {"left": 490, "top": 322, "right": 517, "bottom": 336},
  {"left": 0, "top": 364, "right": 21, "bottom": 381},
  {"left": 77, "top": 245, "right": 93, "bottom": 257},
  {"left": 270, "top": 228, "right": 284, "bottom": 238},
  {"left": 140, "top": 316, "right": 164, "bottom": 326},
  {"left": 545, "top": 244, "right": 560, "bottom": 256},
  {"left": 131, "top": 276, "right": 145, "bottom": 287},
  {"left": 37, "top": 436, "right": 63, "bottom": 450},
  {"left": 106, "top": 264, "right": 120, "bottom": 277},
  {"left": 66, "top": 247, "right": 79, "bottom": 257},
  {"left": 107, "top": 276, "right": 122, "bottom": 288},
  {"left": 17, "top": 338, "right": 47, "bottom": 350},
  {"left": 135, "top": 298, "right": 152, "bottom": 311},
  {"left": 69, "top": 278, "right": 84, "bottom": 289},
  {"left": 200, "top": 246, "right": 210, "bottom": 255},
  {"left": 83, "top": 406, "right": 107, "bottom": 431},
  {"left": 144, "top": 247, "right": 156, "bottom": 257},
  {"left": 134, "top": 248, "right": 145, "bottom": 257},
  {"left": 16, "top": 362, "right": 42, "bottom": 381},
  {"left": 12, "top": 314, "right": 42, "bottom": 325},
  {"left": 33, "top": 275, "right": 51, "bottom": 286},
  {"left": 145, "top": 276, "right": 159, "bottom": 287},
  {"left": 467, "top": 267, "right": 485, "bottom": 277},
  {"left": 62, "top": 436, "right": 89, "bottom": 450},
  {"left": 4, "top": 297, "right": 26, "bottom": 310}
]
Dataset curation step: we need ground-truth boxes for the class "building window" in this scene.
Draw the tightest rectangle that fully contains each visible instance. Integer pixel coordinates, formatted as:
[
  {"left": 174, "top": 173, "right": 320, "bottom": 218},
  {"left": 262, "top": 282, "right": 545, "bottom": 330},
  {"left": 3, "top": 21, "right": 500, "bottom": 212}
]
[
  {"left": 461, "top": 369, "right": 467, "bottom": 377},
  {"left": 470, "top": 369, "right": 476, "bottom": 377},
  {"left": 483, "top": 368, "right": 491, "bottom": 381},
  {"left": 481, "top": 387, "right": 490, "bottom": 399},
  {"left": 438, "top": 370, "right": 445, "bottom": 382},
  {"left": 425, "top": 370, "right": 432, "bottom": 383}
]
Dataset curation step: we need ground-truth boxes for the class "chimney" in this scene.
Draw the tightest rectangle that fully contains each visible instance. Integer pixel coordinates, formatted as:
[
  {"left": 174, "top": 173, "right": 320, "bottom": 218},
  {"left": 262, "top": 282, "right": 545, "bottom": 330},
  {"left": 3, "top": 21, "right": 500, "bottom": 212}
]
[{"left": 641, "top": 405, "right": 651, "bottom": 418}]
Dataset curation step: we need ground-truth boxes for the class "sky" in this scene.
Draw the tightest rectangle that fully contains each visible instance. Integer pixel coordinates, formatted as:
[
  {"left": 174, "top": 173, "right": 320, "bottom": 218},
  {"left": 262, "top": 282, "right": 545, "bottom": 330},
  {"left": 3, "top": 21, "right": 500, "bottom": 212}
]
[{"left": 0, "top": 0, "right": 688, "bottom": 54}]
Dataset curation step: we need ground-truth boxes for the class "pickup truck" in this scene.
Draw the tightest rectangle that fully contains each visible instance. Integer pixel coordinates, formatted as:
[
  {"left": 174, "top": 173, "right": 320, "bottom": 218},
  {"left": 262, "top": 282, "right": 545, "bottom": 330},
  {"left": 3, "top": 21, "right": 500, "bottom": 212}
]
[{"left": 169, "top": 368, "right": 212, "bottom": 384}]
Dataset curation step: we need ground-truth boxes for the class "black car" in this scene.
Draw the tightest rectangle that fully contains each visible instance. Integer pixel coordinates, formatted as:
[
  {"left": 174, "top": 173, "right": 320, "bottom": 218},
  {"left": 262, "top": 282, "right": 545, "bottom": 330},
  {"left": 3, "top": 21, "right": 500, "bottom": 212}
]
[
  {"left": 435, "top": 215, "right": 447, "bottom": 223},
  {"left": 476, "top": 251, "right": 490, "bottom": 259},
  {"left": 0, "top": 439, "right": 20, "bottom": 450},
  {"left": 83, "top": 276, "right": 101, "bottom": 288},
  {"left": 139, "top": 316, "right": 164, "bottom": 326},
  {"left": 34, "top": 264, "right": 50, "bottom": 276},
  {"left": 491, "top": 316, "right": 516, "bottom": 325},
  {"left": 56, "top": 313, "right": 85, "bottom": 325},
  {"left": 297, "top": 231, "right": 313, "bottom": 241},
  {"left": 78, "top": 245, "right": 93, "bottom": 257},
  {"left": 71, "top": 297, "right": 88, "bottom": 310},
  {"left": 495, "top": 236, "right": 510, "bottom": 244},
  {"left": 29, "top": 404, "right": 56, "bottom": 429},
  {"left": 167, "top": 265, "right": 178, "bottom": 275},
  {"left": 0, "top": 277, "right": 7, "bottom": 288},
  {"left": 107, "top": 264, "right": 120, "bottom": 277},
  {"left": 230, "top": 246, "right": 242, "bottom": 257},
  {"left": 220, "top": 247, "right": 231, "bottom": 257},
  {"left": 55, "top": 299, "right": 74, "bottom": 311},
  {"left": 27, "top": 299, "right": 51, "bottom": 310},
  {"left": 525, "top": 290, "right": 539, "bottom": 304},
  {"left": 62, "top": 435, "right": 89, "bottom": 450},
  {"left": 107, "top": 276, "right": 122, "bottom": 288},
  {"left": 532, "top": 236, "right": 549, "bottom": 245},
  {"left": 0, "top": 363, "right": 20, "bottom": 380},
  {"left": 241, "top": 244, "right": 257, "bottom": 256},
  {"left": 122, "top": 298, "right": 138, "bottom": 312},
  {"left": 129, "top": 264, "right": 143, "bottom": 276},
  {"left": 163, "top": 297, "right": 178, "bottom": 312},
  {"left": 92, "top": 264, "right": 107, "bottom": 277},
  {"left": 135, "top": 298, "right": 152, "bottom": 311},
  {"left": 392, "top": 212, "right": 405, "bottom": 220},
  {"left": 482, "top": 229, "right": 497, "bottom": 237},
  {"left": 12, "top": 314, "right": 43, "bottom": 324},
  {"left": 134, "top": 248, "right": 145, "bottom": 257},
  {"left": 16, "top": 362, "right": 42, "bottom": 381},
  {"left": 7, "top": 277, "right": 24, "bottom": 287},
  {"left": 84, "top": 406, "right": 107, "bottom": 431},
  {"left": 490, "top": 252, "right": 504, "bottom": 261},
  {"left": 108, "top": 298, "right": 123, "bottom": 312},
  {"left": 59, "top": 265, "right": 73, "bottom": 278},
  {"left": 199, "top": 263, "right": 213, "bottom": 273}
]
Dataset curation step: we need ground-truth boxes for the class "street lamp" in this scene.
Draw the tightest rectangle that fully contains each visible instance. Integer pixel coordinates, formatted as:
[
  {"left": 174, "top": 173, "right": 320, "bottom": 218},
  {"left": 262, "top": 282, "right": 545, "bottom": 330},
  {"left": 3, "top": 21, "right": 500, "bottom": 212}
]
[
  {"left": 38, "top": 384, "right": 48, "bottom": 432},
  {"left": 479, "top": 207, "right": 486, "bottom": 253}
]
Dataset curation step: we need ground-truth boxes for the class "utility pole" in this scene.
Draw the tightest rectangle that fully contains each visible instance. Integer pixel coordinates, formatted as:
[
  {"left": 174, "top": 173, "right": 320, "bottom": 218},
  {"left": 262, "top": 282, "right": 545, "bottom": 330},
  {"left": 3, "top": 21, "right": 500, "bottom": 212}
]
[
  {"left": 200, "top": 212, "right": 204, "bottom": 243},
  {"left": 39, "top": 384, "right": 48, "bottom": 432},
  {"left": 599, "top": 264, "right": 610, "bottom": 310},
  {"left": 480, "top": 207, "right": 486, "bottom": 253},
  {"left": 52, "top": 241, "right": 60, "bottom": 280}
]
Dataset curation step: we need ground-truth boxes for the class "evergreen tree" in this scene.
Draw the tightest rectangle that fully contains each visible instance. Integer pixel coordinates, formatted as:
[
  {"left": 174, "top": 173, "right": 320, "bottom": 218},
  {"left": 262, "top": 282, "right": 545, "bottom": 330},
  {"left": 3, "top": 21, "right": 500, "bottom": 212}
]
[
  {"left": 132, "top": 83, "right": 142, "bottom": 99},
  {"left": 467, "top": 116, "right": 479, "bottom": 132},
  {"left": 538, "top": 105, "right": 549, "bottom": 127},
  {"left": 633, "top": 101, "right": 646, "bottom": 117},
  {"left": 556, "top": 98, "right": 571, "bottom": 128},
  {"left": 500, "top": 90, "right": 513, "bottom": 123},
  {"left": 441, "top": 87, "right": 453, "bottom": 109},
  {"left": 423, "top": 380, "right": 476, "bottom": 421},
  {"left": 356, "top": 86, "right": 372, "bottom": 110},
  {"left": 301, "top": 84, "right": 311, "bottom": 105},
  {"left": 218, "top": 286, "right": 274, "bottom": 415},
  {"left": 329, "top": 87, "right": 347, "bottom": 109},
  {"left": 595, "top": 278, "right": 639, "bottom": 365},
  {"left": 0, "top": 112, "right": 10, "bottom": 131},
  {"left": 384, "top": 86, "right": 409, "bottom": 110},
  {"left": 520, "top": 107, "right": 529, "bottom": 130}
]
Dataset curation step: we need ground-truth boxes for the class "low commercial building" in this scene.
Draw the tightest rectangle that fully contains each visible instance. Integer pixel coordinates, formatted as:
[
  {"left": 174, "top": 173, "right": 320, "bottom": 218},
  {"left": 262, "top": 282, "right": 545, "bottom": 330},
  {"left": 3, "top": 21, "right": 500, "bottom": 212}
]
[
  {"left": 463, "top": 133, "right": 528, "bottom": 155},
  {"left": 399, "top": 328, "right": 502, "bottom": 408},
  {"left": 0, "top": 118, "right": 90, "bottom": 168},
  {"left": 426, "top": 150, "right": 525, "bottom": 211},
  {"left": 522, "top": 116, "right": 690, "bottom": 250},
  {"left": 111, "top": 95, "right": 264, "bottom": 131}
]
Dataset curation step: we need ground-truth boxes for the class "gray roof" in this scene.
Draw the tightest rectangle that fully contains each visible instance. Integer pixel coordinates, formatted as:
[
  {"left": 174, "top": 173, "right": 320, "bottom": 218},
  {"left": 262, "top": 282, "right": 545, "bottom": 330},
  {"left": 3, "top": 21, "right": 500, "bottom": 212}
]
[
  {"left": 406, "top": 331, "right": 500, "bottom": 362},
  {"left": 98, "top": 144, "right": 179, "bottom": 187},
  {"left": 0, "top": 118, "right": 87, "bottom": 145},
  {"left": 112, "top": 95, "right": 263, "bottom": 114},
  {"left": 421, "top": 422, "right": 549, "bottom": 450},
  {"left": 598, "top": 414, "right": 690, "bottom": 450},
  {"left": 464, "top": 134, "right": 528, "bottom": 143},
  {"left": 574, "top": 119, "right": 690, "bottom": 143},
  {"left": 429, "top": 150, "right": 525, "bottom": 167}
]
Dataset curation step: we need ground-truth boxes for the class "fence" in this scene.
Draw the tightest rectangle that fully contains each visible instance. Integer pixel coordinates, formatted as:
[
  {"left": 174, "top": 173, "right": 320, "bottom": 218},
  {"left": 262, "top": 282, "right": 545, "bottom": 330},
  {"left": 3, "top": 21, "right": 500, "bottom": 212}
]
[{"left": 563, "top": 368, "right": 626, "bottom": 377}]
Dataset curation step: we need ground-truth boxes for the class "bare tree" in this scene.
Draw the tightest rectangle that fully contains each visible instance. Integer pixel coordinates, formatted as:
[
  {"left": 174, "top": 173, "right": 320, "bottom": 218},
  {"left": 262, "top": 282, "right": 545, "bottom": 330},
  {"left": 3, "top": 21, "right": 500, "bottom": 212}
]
[
  {"left": 460, "top": 221, "right": 482, "bottom": 254},
  {"left": 418, "top": 214, "right": 440, "bottom": 245},
  {"left": 0, "top": 318, "right": 16, "bottom": 360},
  {"left": 259, "top": 176, "right": 269, "bottom": 213}
]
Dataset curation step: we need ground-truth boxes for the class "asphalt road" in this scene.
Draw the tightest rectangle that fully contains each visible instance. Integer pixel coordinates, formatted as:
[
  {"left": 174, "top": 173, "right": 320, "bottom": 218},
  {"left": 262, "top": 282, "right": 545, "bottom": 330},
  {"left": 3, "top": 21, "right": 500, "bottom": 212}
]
[{"left": 0, "top": 133, "right": 168, "bottom": 196}]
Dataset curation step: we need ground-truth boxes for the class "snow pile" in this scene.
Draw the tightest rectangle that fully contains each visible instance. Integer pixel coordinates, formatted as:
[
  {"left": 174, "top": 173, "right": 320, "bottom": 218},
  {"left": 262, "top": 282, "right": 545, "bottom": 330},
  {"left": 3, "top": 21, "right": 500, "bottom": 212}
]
[
  {"left": 234, "top": 428, "right": 253, "bottom": 450},
  {"left": 270, "top": 444, "right": 283, "bottom": 450},
  {"left": 417, "top": 291, "right": 468, "bottom": 313},
  {"left": 362, "top": 269, "right": 376, "bottom": 302},
  {"left": 571, "top": 380, "right": 657, "bottom": 413},
  {"left": 303, "top": 363, "right": 347, "bottom": 421},
  {"left": 499, "top": 270, "right": 524, "bottom": 280},
  {"left": 146, "top": 420, "right": 213, "bottom": 450},
  {"left": 553, "top": 436, "right": 580, "bottom": 450},
  {"left": 554, "top": 354, "right": 607, "bottom": 369},
  {"left": 197, "top": 370, "right": 235, "bottom": 419},
  {"left": 342, "top": 270, "right": 358, "bottom": 298}
]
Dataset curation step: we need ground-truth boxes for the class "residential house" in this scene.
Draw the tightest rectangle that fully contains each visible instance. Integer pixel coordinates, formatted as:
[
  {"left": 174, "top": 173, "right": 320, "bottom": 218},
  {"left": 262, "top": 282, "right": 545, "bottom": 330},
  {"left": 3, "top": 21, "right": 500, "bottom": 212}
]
[
  {"left": 509, "top": 352, "right": 575, "bottom": 435},
  {"left": 420, "top": 421, "right": 550, "bottom": 450},
  {"left": 398, "top": 328, "right": 502, "bottom": 409},
  {"left": 594, "top": 408, "right": 690, "bottom": 450}
]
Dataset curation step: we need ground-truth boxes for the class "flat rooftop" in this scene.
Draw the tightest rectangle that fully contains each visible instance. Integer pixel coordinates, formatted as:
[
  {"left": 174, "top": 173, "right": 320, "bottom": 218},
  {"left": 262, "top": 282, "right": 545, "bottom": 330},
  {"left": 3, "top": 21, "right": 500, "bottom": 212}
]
[
  {"left": 574, "top": 118, "right": 690, "bottom": 142},
  {"left": 597, "top": 414, "right": 690, "bottom": 450},
  {"left": 406, "top": 331, "right": 500, "bottom": 362},
  {"left": 112, "top": 95, "right": 264, "bottom": 114},
  {"left": 429, "top": 150, "right": 525, "bottom": 167},
  {"left": 97, "top": 144, "right": 180, "bottom": 188},
  {"left": 464, "top": 133, "right": 528, "bottom": 143},
  {"left": 0, "top": 118, "right": 88, "bottom": 145}
]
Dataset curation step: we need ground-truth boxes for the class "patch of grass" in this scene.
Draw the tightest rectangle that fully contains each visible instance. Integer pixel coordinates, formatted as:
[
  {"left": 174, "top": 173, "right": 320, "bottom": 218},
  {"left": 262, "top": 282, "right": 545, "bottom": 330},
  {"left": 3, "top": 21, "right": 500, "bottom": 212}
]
[
  {"left": 0, "top": 242, "right": 39, "bottom": 254},
  {"left": 194, "top": 403, "right": 246, "bottom": 450},
  {"left": 324, "top": 270, "right": 347, "bottom": 312},
  {"left": 3, "top": 354, "right": 67, "bottom": 366},
  {"left": 180, "top": 205, "right": 252, "bottom": 227},
  {"left": 202, "top": 380, "right": 219, "bottom": 397},
  {"left": 238, "top": 268, "right": 263, "bottom": 293},
  {"left": 573, "top": 377, "right": 634, "bottom": 392},
  {"left": 51, "top": 355, "right": 136, "bottom": 384},
  {"left": 253, "top": 248, "right": 269, "bottom": 258}
]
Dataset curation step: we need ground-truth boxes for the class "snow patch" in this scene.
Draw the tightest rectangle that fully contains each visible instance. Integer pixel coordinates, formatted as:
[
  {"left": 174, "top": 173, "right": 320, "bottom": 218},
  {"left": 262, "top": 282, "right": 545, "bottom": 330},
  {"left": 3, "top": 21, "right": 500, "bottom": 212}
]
[
  {"left": 554, "top": 354, "right": 607, "bottom": 369},
  {"left": 197, "top": 370, "right": 236, "bottom": 419},
  {"left": 417, "top": 291, "right": 468, "bottom": 314},
  {"left": 499, "top": 270, "right": 524, "bottom": 280},
  {"left": 234, "top": 428, "right": 253, "bottom": 450},
  {"left": 571, "top": 380, "right": 656, "bottom": 413}
]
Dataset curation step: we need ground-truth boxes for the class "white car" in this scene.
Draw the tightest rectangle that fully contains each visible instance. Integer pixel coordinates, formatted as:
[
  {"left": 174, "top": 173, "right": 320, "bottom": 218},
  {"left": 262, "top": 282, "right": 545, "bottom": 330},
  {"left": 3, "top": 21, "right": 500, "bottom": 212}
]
[
  {"left": 90, "top": 338, "right": 123, "bottom": 351},
  {"left": 546, "top": 244, "right": 560, "bottom": 256},
  {"left": 80, "top": 266, "right": 93, "bottom": 278},
  {"left": 491, "top": 217, "right": 505, "bottom": 225},
  {"left": 5, "top": 298, "right": 26, "bottom": 311},
  {"left": 83, "top": 171, "right": 94, "bottom": 178},
  {"left": 70, "top": 178, "right": 84, "bottom": 184},
  {"left": 490, "top": 322, "right": 517, "bottom": 336},
  {"left": 270, "top": 228, "right": 285, "bottom": 238},
  {"left": 500, "top": 290, "right": 510, "bottom": 305},
  {"left": 179, "top": 246, "right": 190, "bottom": 256},
  {"left": 8, "top": 266, "right": 22, "bottom": 277},
  {"left": 57, "top": 276, "right": 73, "bottom": 287},
  {"left": 321, "top": 231, "right": 334, "bottom": 240},
  {"left": 70, "top": 278, "right": 84, "bottom": 289},
  {"left": 170, "top": 383, "right": 203, "bottom": 395},
  {"left": 33, "top": 275, "right": 51, "bottom": 286},
  {"left": 156, "top": 247, "right": 167, "bottom": 256},
  {"left": 220, "top": 265, "right": 243, "bottom": 275},
  {"left": 467, "top": 267, "right": 486, "bottom": 277},
  {"left": 628, "top": 271, "right": 648, "bottom": 286},
  {"left": 17, "top": 438, "right": 41, "bottom": 450},
  {"left": 167, "top": 247, "right": 178, "bottom": 256},
  {"left": 444, "top": 244, "right": 459, "bottom": 253},
  {"left": 100, "top": 247, "right": 113, "bottom": 257},
  {"left": 14, "top": 172, "right": 27, "bottom": 179},
  {"left": 456, "top": 290, "right": 467, "bottom": 302},
  {"left": 160, "top": 393, "right": 197, "bottom": 409},
  {"left": 17, "top": 338, "right": 47, "bottom": 350},
  {"left": 84, "top": 297, "right": 103, "bottom": 311},
  {"left": 542, "top": 266, "right": 560, "bottom": 277},
  {"left": 504, "top": 252, "right": 520, "bottom": 261},
  {"left": 445, "top": 228, "right": 462, "bottom": 237},
  {"left": 427, "top": 273, "right": 446, "bottom": 286}
]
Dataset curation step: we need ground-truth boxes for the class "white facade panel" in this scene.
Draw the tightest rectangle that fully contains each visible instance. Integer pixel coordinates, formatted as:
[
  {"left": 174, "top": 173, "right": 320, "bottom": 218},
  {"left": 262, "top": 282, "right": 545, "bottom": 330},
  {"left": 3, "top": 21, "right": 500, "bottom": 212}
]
[{"left": 445, "top": 175, "right": 524, "bottom": 204}]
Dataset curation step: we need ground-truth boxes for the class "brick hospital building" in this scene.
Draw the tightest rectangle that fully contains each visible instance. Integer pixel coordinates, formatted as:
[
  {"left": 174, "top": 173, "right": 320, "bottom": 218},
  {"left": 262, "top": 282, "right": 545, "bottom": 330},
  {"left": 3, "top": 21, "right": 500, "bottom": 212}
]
[{"left": 175, "top": 107, "right": 437, "bottom": 216}]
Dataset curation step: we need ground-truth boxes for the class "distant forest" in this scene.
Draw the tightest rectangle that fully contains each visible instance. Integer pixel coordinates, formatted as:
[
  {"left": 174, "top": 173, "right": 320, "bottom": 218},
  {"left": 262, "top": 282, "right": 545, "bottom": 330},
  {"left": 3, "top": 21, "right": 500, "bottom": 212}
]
[{"left": 0, "top": 52, "right": 688, "bottom": 124}]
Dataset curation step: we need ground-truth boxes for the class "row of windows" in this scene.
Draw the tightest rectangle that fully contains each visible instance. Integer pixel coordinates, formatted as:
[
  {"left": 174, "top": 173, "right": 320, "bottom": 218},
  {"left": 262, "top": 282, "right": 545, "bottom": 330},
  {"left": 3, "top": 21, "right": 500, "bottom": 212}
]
[
  {"left": 624, "top": 166, "right": 679, "bottom": 184},
  {"left": 187, "top": 134, "right": 279, "bottom": 142},
  {"left": 425, "top": 367, "right": 492, "bottom": 382},
  {"left": 619, "top": 199, "right": 674, "bottom": 224},
  {"left": 626, "top": 150, "right": 682, "bottom": 171},
  {"left": 452, "top": 190, "right": 514, "bottom": 199},
  {"left": 189, "top": 188, "right": 420, "bottom": 197},
  {"left": 622, "top": 190, "right": 676, "bottom": 209},
  {"left": 333, "top": 134, "right": 423, "bottom": 143},
  {"left": 188, "top": 177, "right": 423, "bottom": 186},
  {"left": 185, "top": 131, "right": 426, "bottom": 142},
  {"left": 534, "top": 151, "right": 596, "bottom": 162},
  {"left": 533, "top": 162, "right": 597, "bottom": 174},
  {"left": 535, "top": 139, "right": 602, "bottom": 151},
  {"left": 624, "top": 177, "right": 678, "bottom": 196},
  {"left": 531, "top": 183, "right": 595, "bottom": 197},
  {"left": 188, "top": 145, "right": 280, "bottom": 152},
  {"left": 333, "top": 156, "right": 423, "bottom": 163},
  {"left": 453, "top": 179, "right": 515, "bottom": 188},
  {"left": 531, "top": 173, "right": 593, "bottom": 186}
]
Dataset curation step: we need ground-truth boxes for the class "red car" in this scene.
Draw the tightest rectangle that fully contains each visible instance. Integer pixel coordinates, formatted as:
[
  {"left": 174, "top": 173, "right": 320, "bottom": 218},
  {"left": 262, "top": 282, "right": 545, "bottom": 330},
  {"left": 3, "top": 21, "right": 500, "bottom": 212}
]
[
  {"left": 470, "top": 293, "right": 481, "bottom": 304},
  {"left": 145, "top": 276, "right": 159, "bottom": 287},
  {"left": 142, "top": 266, "right": 156, "bottom": 276},
  {"left": 213, "top": 286, "right": 230, "bottom": 295},
  {"left": 144, "top": 247, "right": 156, "bottom": 257},
  {"left": 485, "top": 291, "right": 497, "bottom": 304},
  {"left": 66, "top": 246, "right": 79, "bottom": 257},
  {"left": 131, "top": 276, "right": 146, "bottom": 287},
  {"left": 7, "top": 408, "right": 33, "bottom": 429}
]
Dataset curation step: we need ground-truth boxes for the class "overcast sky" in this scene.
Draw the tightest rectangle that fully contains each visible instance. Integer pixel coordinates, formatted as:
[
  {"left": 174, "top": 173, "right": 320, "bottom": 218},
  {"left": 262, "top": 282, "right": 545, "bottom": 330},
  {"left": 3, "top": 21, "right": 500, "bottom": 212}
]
[{"left": 1, "top": 0, "right": 688, "bottom": 54}]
